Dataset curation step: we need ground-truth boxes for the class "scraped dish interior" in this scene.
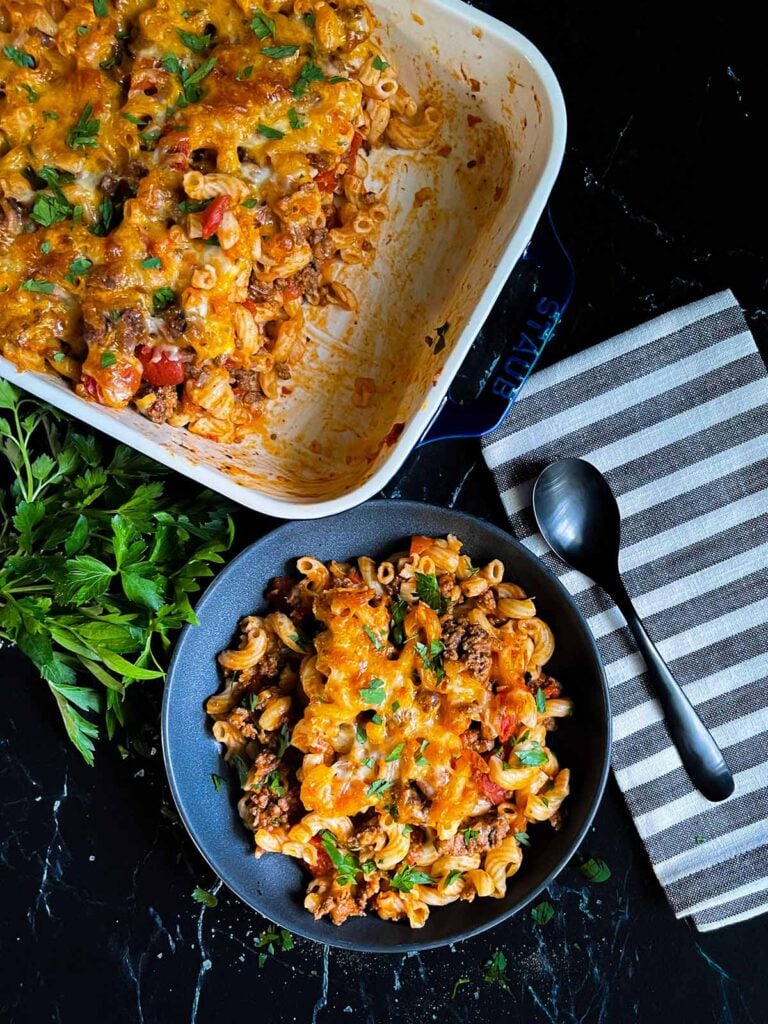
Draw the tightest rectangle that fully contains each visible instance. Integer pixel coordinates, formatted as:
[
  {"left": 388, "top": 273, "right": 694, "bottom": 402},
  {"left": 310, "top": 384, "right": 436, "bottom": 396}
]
[{"left": 0, "top": 1, "right": 565, "bottom": 517}]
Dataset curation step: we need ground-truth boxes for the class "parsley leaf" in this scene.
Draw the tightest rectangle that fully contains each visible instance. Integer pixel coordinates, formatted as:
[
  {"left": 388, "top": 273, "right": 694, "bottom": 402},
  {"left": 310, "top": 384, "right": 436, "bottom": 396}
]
[
  {"left": 514, "top": 831, "right": 530, "bottom": 846},
  {"left": 288, "top": 107, "right": 303, "bottom": 130},
  {"left": 320, "top": 830, "right": 359, "bottom": 886},
  {"left": 415, "top": 572, "right": 446, "bottom": 612},
  {"left": 452, "top": 977, "right": 470, "bottom": 999},
  {"left": 141, "top": 257, "right": 163, "bottom": 269},
  {"left": 385, "top": 742, "right": 404, "bottom": 763},
  {"left": 360, "top": 677, "right": 385, "bottom": 704},
  {"left": 415, "top": 639, "right": 445, "bottom": 681},
  {"left": 577, "top": 857, "right": 611, "bottom": 883},
  {"left": 531, "top": 900, "right": 555, "bottom": 926},
  {"left": 366, "top": 778, "right": 393, "bottom": 798},
  {"left": 153, "top": 287, "right": 176, "bottom": 313},
  {"left": 355, "top": 722, "right": 367, "bottom": 743},
  {"left": 390, "top": 864, "right": 433, "bottom": 892},
  {"left": 21, "top": 278, "right": 54, "bottom": 294},
  {"left": 515, "top": 740, "right": 548, "bottom": 767},
  {"left": 535, "top": 687, "right": 547, "bottom": 713},
  {"left": 177, "top": 28, "right": 214, "bottom": 52},
  {"left": 445, "top": 869, "right": 463, "bottom": 886},
  {"left": 65, "top": 257, "right": 93, "bottom": 285},
  {"left": 3, "top": 45, "right": 35, "bottom": 68},
  {"left": 482, "top": 950, "right": 509, "bottom": 989},
  {"left": 191, "top": 885, "right": 218, "bottom": 908},
  {"left": 389, "top": 596, "right": 407, "bottom": 646},
  {"left": 249, "top": 9, "right": 276, "bottom": 39},
  {"left": 462, "top": 827, "right": 478, "bottom": 845},
  {"left": 211, "top": 772, "right": 224, "bottom": 791},
  {"left": 258, "top": 123, "right": 284, "bottom": 140},
  {"left": 66, "top": 103, "right": 100, "bottom": 151},
  {"left": 363, "top": 625, "right": 383, "bottom": 650},
  {"left": 372, "top": 55, "right": 389, "bottom": 71},
  {"left": 262, "top": 44, "right": 299, "bottom": 58},
  {"left": 291, "top": 61, "right": 324, "bottom": 98},
  {"left": 100, "top": 352, "right": 117, "bottom": 369},
  {"left": 415, "top": 739, "right": 429, "bottom": 767},
  {"left": 93, "top": 0, "right": 108, "bottom": 15}
]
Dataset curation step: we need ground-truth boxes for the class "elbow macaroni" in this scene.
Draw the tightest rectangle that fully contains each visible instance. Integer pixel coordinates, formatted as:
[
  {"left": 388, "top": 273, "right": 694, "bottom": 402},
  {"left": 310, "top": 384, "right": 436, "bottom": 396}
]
[
  {"left": 0, "top": 0, "right": 441, "bottom": 441},
  {"left": 207, "top": 534, "right": 573, "bottom": 928}
]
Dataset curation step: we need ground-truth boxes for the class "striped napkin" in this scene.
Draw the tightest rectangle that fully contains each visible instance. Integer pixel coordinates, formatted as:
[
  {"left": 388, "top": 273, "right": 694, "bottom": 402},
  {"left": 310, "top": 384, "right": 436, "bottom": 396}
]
[{"left": 481, "top": 290, "right": 768, "bottom": 931}]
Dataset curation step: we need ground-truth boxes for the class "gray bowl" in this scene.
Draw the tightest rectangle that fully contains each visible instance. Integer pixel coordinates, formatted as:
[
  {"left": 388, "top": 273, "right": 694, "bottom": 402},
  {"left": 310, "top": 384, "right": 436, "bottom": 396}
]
[{"left": 162, "top": 500, "right": 611, "bottom": 952}]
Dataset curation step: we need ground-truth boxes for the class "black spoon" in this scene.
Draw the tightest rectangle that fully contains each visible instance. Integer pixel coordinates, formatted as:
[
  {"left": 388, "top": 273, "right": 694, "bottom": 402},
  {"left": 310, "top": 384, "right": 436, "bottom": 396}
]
[{"left": 532, "top": 457, "right": 735, "bottom": 802}]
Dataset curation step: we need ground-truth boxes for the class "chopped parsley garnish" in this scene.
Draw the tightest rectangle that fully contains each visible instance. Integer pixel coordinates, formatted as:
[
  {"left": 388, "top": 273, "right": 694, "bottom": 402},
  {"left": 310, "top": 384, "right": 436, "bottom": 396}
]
[
  {"left": 236, "top": 64, "right": 254, "bottom": 81},
  {"left": 361, "top": 859, "right": 376, "bottom": 875},
  {"left": 21, "top": 83, "right": 39, "bottom": 102},
  {"left": 21, "top": 278, "right": 54, "bottom": 294},
  {"left": 452, "top": 977, "right": 470, "bottom": 1000},
  {"left": 66, "top": 103, "right": 100, "bottom": 151},
  {"left": 43, "top": 111, "right": 59, "bottom": 120},
  {"left": 577, "top": 857, "right": 611, "bottom": 883},
  {"left": 232, "top": 754, "right": 250, "bottom": 788},
  {"left": 288, "top": 107, "right": 303, "bottom": 130},
  {"left": 389, "top": 596, "right": 407, "bottom": 646},
  {"left": 445, "top": 870, "right": 463, "bottom": 887},
  {"left": 327, "top": 76, "right": 348, "bottom": 84},
  {"left": 320, "top": 830, "right": 359, "bottom": 887},
  {"left": 390, "top": 864, "right": 432, "bottom": 892},
  {"left": 402, "top": 824, "right": 412, "bottom": 834},
  {"left": 531, "top": 900, "right": 554, "bottom": 926},
  {"left": 291, "top": 61, "right": 324, "bottom": 98},
  {"left": 415, "top": 638, "right": 445, "bottom": 681},
  {"left": 93, "top": 0, "right": 108, "bottom": 16},
  {"left": 141, "top": 257, "right": 162, "bottom": 269},
  {"left": 261, "top": 44, "right": 299, "bottom": 59},
  {"left": 40, "top": 241, "right": 52, "bottom": 254},
  {"left": 100, "top": 352, "right": 117, "bottom": 369},
  {"left": 179, "top": 197, "right": 211, "bottom": 213},
  {"left": 385, "top": 742, "right": 404, "bottom": 763},
  {"left": 191, "top": 885, "right": 218, "bottom": 908},
  {"left": 372, "top": 55, "right": 389, "bottom": 72},
  {"left": 276, "top": 721, "right": 292, "bottom": 757},
  {"left": 391, "top": 700, "right": 401, "bottom": 713},
  {"left": 261, "top": 769, "right": 285, "bottom": 796},
  {"left": 211, "top": 772, "right": 224, "bottom": 791},
  {"left": 177, "top": 28, "right": 215, "bottom": 52},
  {"left": 366, "top": 778, "right": 393, "bottom": 799},
  {"left": 255, "top": 927, "right": 294, "bottom": 966},
  {"left": 371, "top": 713, "right": 383, "bottom": 724},
  {"left": 65, "top": 257, "right": 93, "bottom": 284},
  {"left": 122, "top": 112, "right": 148, "bottom": 127},
  {"left": 363, "top": 625, "right": 384, "bottom": 650},
  {"left": 305, "top": 12, "right": 315, "bottom": 28},
  {"left": 153, "top": 287, "right": 176, "bottom": 313},
  {"left": 249, "top": 9, "right": 276, "bottom": 38},
  {"left": 535, "top": 687, "right": 547, "bottom": 713},
  {"left": 30, "top": 167, "right": 75, "bottom": 227},
  {"left": 360, "top": 677, "right": 385, "bottom": 704},
  {"left": 355, "top": 723, "right": 367, "bottom": 743},
  {"left": 361, "top": 756, "right": 375, "bottom": 769},
  {"left": 240, "top": 197, "right": 259, "bottom": 208},
  {"left": 482, "top": 950, "right": 509, "bottom": 989},
  {"left": 514, "top": 831, "right": 530, "bottom": 846},
  {"left": 257, "top": 123, "right": 284, "bottom": 140},
  {"left": 515, "top": 740, "right": 548, "bottom": 767},
  {"left": 415, "top": 572, "right": 447, "bottom": 613},
  {"left": 52, "top": 352, "right": 66, "bottom": 363},
  {"left": 162, "top": 54, "right": 217, "bottom": 104},
  {"left": 3, "top": 45, "right": 35, "bottom": 68},
  {"left": 694, "top": 835, "right": 706, "bottom": 845},
  {"left": 415, "top": 739, "right": 429, "bottom": 767},
  {"left": 462, "top": 827, "right": 478, "bottom": 845}
]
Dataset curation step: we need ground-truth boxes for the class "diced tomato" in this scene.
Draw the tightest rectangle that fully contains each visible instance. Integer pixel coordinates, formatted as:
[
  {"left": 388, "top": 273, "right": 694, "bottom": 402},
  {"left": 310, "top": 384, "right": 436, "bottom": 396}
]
[
  {"left": 315, "top": 169, "right": 338, "bottom": 193},
  {"left": 282, "top": 279, "right": 302, "bottom": 302},
  {"left": 409, "top": 536, "right": 432, "bottom": 556},
  {"left": 498, "top": 714, "right": 516, "bottom": 743},
  {"left": 200, "top": 195, "right": 230, "bottom": 239},
  {"left": 308, "top": 836, "right": 333, "bottom": 878},
  {"left": 137, "top": 345, "right": 185, "bottom": 387},
  {"left": 477, "top": 771, "right": 508, "bottom": 806},
  {"left": 81, "top": 374, "right": 102, "bottom": 401}
]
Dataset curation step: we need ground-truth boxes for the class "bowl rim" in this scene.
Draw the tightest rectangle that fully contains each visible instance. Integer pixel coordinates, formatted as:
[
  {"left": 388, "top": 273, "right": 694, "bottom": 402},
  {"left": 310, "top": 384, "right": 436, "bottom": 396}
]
[{"left": 161, "top": 499, "right": 612, "bottom": 952}]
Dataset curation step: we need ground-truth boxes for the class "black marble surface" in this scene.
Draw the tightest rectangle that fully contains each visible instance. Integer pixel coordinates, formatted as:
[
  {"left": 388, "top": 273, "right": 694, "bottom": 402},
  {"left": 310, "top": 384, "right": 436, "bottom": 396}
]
[{"left": 2, "top": 1, "right": 766, "bottom": 1021}]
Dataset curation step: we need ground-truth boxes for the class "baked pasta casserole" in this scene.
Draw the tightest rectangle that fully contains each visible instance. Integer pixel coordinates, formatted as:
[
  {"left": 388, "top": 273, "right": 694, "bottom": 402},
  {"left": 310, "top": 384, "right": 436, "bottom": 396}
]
[
  {"left": 0, "top": 0, "right": 441, "bottom": 442},
  {"left": 207, "top": 535, "right": 573, "bottom": 927}
]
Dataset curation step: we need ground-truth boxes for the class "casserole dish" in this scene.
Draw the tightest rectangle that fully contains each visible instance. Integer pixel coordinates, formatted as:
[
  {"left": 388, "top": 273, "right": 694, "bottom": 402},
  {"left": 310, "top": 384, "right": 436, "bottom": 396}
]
[
  {"left": 0, "top": 0, "right": 569, "bottom": 517},
  {"left": 162, "top": 501, "right": 611, "bottom": 951}
]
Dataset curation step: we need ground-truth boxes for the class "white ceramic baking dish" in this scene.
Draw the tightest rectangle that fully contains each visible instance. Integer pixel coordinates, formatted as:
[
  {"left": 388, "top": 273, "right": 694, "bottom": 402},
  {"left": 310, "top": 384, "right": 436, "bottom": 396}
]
[{"left": 0, "top": 0, "right": 567, "bottom": 518}]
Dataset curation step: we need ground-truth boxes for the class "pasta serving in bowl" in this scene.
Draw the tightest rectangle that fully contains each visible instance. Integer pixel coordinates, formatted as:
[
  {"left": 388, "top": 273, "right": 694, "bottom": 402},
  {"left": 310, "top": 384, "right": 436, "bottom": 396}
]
[
  {"left": 0, "top": 0, "right": 440, "bottom": 442},
  {"left": 162, "top": 501, "right": 610, "bottom": 950},
  {"left": 208, "top": 534, "right": 573, "bottom": 927}
]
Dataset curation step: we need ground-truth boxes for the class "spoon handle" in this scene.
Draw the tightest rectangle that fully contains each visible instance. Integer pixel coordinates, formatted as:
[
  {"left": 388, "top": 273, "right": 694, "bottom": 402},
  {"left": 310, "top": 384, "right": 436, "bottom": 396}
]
[{"left": 612, "top": 580, "right": 735, "bottom": 802}]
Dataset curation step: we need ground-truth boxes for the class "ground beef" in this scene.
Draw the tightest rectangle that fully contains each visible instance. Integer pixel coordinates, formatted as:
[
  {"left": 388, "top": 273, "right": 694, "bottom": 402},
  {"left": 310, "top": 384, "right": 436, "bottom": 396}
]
[
  {"left": 230, "top": 368, "right": 264, "bottom": 407},
  {"left": 274, "top": 361, "right": 291, "bottom": 380},
  {"left": 527, "top": 672, "right": 562, "bottom": 698},
  {"left": 308, "top": 228, "right": 335, "bottom": 263},
  {"left": 437, "top": 812, "right": 512, "bottom": 857},
  {"left": 441, "top": 618, "right": 494, "bottom": 683},
  {"left": 400, "top": 783, "right": 430, "bottom": 823},
  {"left": 84, "top": 307, "right": 148, "bottom": 354},
  {"left": 265, "top": 575, "right": 313, "bottom": 626},
  {"left": 242, "top": 751, "right": 301, "bottom": 831},
  {"left": 277, "top": 262, "right": 322, "bottom": 303},
  {"left": 438, "top": 573, "right": 455, "bottom": 600},
  {"left": 461, "top": 724, "right": 494, "bottom": 754},
  {"left": 138, "top": 384, "right": 179, "bottom": 424},
  {"left": 474, "top": 589, "right": 497, "bottom": 614},
  {"left": 247, "top": 270, "right": 277, "bottom": 302},
  {"left": 158, "top": 307, "right": 187, "bottom": 340},
  {"left": 228, "top": 707, "right": 258, "bottom": 741},
  {"left": 311, "top": 887, "right": 368, "bottom": 926}
]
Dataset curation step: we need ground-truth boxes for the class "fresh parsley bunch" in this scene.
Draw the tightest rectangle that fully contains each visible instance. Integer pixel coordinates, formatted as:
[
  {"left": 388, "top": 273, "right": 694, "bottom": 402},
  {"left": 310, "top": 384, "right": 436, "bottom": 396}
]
[{"left": 0, "top": 381, "right": 234, "bottom": 764}]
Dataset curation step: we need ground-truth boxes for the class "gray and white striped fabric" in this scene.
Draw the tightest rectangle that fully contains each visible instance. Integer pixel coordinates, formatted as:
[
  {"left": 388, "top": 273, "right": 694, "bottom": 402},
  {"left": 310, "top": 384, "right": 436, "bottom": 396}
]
[{"left": 481, "top": 290, "right": 768, "bottom": 931}]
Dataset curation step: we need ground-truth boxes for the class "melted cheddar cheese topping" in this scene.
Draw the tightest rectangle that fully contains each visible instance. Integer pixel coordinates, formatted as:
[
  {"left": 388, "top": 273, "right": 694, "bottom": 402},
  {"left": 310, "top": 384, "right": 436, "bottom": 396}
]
[{"left": 0, "top": 0, "right": 441, "bottom": 442}]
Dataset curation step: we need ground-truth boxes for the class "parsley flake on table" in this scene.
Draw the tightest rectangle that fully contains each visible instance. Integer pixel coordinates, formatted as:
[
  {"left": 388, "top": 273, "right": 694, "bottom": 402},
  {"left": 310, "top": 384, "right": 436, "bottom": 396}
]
[
  {"left": 452, "top": 977, "right": 471, "bottom": 999},
  {"left": 191, "top": 886, "right": 218, "bottom": 908},
  {"left": 531, "top": 900, "right": 555, "bottom": 925},
  {"left": 210, "top": 773, "right": 224, "bottom": 791},
  {"left": 255, "top": 927, "right": 294, "bottom": 967},
  {"left": 482, "top": 949, "right": 509, "bottom": 989},
  {"left": 577, "top": 856, "right": 611, "bottom": 883}
]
